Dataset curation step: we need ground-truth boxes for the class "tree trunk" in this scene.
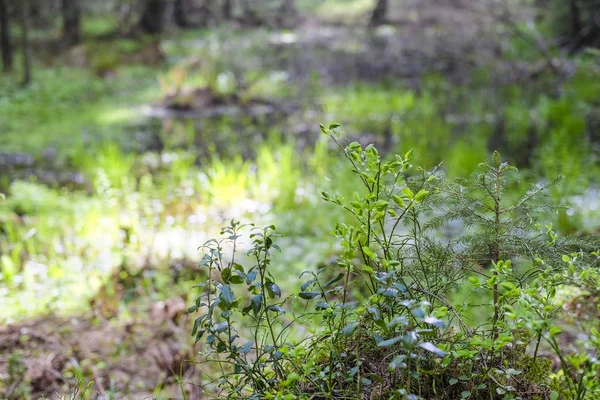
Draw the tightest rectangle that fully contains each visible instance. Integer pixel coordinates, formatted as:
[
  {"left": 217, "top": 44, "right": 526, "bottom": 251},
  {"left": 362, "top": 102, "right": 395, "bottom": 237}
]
[
  {"left": 173, "top": 0, "right": 187, "bottom": 27},
  {"left": 241, "top": 0, "right": 261, "bottom": 26},
  {"left": 569, "top": 0, "right": 582, "bottom": 38},
  {"left": 140, "top": 0, "right": 167, "bottom": 34},
  {"left": 369, "top": 0, "right": 387, "bottom": 26},
  {"left": 0, "top": 0, "right": 13, "bottom": 71},
  {"left": 223, "top": 0, "right": 232, "bottom": 20},
  {"left": 62, "top": 0, "right": 81, "bottom": 46},
  {"left": 20, "top": 0, "right": 31, "bottom": 85},
  {"left": 277, "top": 0, "right": 297, "bottom": 28}
]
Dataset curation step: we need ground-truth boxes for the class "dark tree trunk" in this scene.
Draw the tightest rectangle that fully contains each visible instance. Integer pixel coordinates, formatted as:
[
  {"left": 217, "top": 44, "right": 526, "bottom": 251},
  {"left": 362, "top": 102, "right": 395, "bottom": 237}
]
[
  {"left": 223, "top": 0, "right": 232, "bottom": 20},
  {"left": 277, "top": 0, "right": 297, "bottom": 28},
  {"left": 62, "top": 0, "right": 81, "bottom": 46},
  {"left": 20, "top": 0, "right": 31, "bottom": 85},
  {"left": 0, "top": 0, "right": 13, "bottom": 71},
  {"left": 241, "top": 0, "right": 261, "bottom": 26},
  {"left": 140, "top": 0, "right": 167, "bottom": 34},
  {"left": 29, "top": 0, "right": 45, "bottom": 29},
  {"left": 369, "top": 0, "right": 388, "bottom": 26},
  {"left": 569, "top": 0, "right": 582, "bottom": 38},
  {"left": 173, "top": 0, "right": 187, "bottom": 27}
]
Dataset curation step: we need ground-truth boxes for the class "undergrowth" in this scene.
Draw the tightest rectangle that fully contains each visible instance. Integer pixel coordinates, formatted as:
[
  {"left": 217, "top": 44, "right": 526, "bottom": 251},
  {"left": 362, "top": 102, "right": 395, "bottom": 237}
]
[{"left": 189, "top": 125, "right": 600, "bottom": 399}]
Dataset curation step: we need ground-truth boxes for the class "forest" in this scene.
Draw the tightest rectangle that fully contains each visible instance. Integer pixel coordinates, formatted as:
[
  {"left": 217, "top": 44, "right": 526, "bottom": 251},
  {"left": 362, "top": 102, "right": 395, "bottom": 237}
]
[{"left": 1, "top": 0, "right": 600, "bottom": 399}]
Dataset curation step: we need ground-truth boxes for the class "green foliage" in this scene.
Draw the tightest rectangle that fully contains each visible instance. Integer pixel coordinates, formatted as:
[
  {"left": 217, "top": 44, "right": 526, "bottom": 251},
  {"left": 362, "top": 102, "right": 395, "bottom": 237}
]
[
  {"left": 0, "top": 65, "right": 154, "bottom": 155},
  {"left": 190, "top": 126, "right": 600, "bottom": 399},
  {"left": 1, "top": 351, "right": 31, "bottom": 400}
]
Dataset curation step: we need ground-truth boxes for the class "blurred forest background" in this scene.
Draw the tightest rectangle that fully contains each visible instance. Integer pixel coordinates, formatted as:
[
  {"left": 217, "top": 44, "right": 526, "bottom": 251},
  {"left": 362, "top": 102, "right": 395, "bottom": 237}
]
[{"left": 0, "top": 0, "right": 600, "bottom": 398}]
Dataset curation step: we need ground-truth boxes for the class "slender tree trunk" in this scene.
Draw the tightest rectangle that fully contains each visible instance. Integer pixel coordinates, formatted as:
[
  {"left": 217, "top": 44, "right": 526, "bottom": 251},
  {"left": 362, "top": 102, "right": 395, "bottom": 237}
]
[
  {"left": 241, "top": 0, "right": 261, "bottom": 26},
  {"left": 140, "top": 0, "right": 167, "bottom": 34},
  {"left": 20, "top": 0, "right": 31, "bottom": 85},
  {"left": 223, "top": 0, "right": 232, "bottom": 20},
  {"left": 0, "top": 0, "right": 13, "bottom": 71},
  {"left": 369, "top": 0, "right": 388, "bottom": 26},
  {"left": 62, "top": 0, "right": 80, "bottom": 46},
  {"left": 277, "top": 0, "right": 297, "bottom": 28},
  {"left": 569, "top": 0, "right": 582, "bottom": 38},
  {"left": 173, "top": 0, "right": 187, "bottom": 27}
]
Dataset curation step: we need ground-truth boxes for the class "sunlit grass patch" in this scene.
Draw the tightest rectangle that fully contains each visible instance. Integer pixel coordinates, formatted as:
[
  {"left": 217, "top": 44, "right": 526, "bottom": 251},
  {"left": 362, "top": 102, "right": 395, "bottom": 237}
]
[
  {"left": 82, "top": 15, "right": 119, "bottom": 38},
  {"left": 0, "top": 66, "right": 158, "bottom": 155},
  {"left": 298, "top": 0, "right": 375, "bottom": 22}
]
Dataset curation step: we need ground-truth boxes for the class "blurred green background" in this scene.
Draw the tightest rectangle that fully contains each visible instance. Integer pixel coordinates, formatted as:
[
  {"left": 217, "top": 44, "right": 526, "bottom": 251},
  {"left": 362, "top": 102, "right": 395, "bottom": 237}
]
[{"left": 0, "top": 0, "right": 599, "bottom": 398}]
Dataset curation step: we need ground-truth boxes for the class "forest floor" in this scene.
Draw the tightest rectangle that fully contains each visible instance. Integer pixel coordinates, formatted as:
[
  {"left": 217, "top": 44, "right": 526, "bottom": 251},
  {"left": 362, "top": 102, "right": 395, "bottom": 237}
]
[
  {"left": 1, "top": 1, "right": 599, "bottom": 399},
  {"left": 0, "top": 298, "right": 197, "bottom": 399}
]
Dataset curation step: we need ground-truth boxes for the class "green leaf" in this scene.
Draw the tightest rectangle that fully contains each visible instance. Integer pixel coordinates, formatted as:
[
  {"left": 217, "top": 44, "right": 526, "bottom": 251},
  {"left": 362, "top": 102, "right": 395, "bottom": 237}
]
[
  {"left": 220, "top": 285, "right": 235, "bottom": 308},
  {"left": 424, "top": 316, "right": 445, "bottom": 328},
  {"left": 229, "top": 275, "right": 245, "bottom": 284},
  {"left": 348, "top": 141, "right": 362, "bottom": 151},
  {"left": 266, "top": 282, "right": 281, "bottom": 298},
  {"left": 232, "top": 263, "right": 244, "bottom": 272},
  {"left": 449, "top": 378, "right": 458, "bottom": 385},
  {"left": 367, "top": 306, "right": 381, "bottom": 321},
  {"left": 374, "top": 200, "right": 388, "bottom": 211},
  {"left": 402, "top": 187, "right": 414, "bottom": 199},
  {"left": 500, "top": 281, "right": 516, "bottom": 291},
  {"left": 418, "top": 342, "right": 446, "bottom": 357},
  {"left": 414, "top": 189, "right": 430, "bottom": 202},
  {"left": 562, "top": 255, "right": 571, "bottom": 263},
  {"left": 301, "top": 279, "right": 315, "bottom": 291},
  {"left": 549, "top": 326, "right": 562, "bottom": 337},
  {"left": 299, "top": 292, "right": 319, "bottom": 300},
  {"left": 342, "top": 322, "right": 359, "bottom": 336},
  {"left": 392, "top": 195, "right": 405, "bottom": 208},
  {"left": 389, "top": 355, "right": 407, "bottom": 370},
  {"left": 221, "top": 267, "right": 232, "bottom": 283},
  {"left": 267, "top": 305, "right": 286, "bottom": 313},
  {"left": 362, "top": 246, "right": 376, "bottom": 260},
  {"left": 240, "top": 341, "right": 253, "bottom": 354},
  {"left": 214, "top": 321, "right": 228, "bottom": 333},
  {"left": 433, "top": 306, "right": 448, "bottom": 319},
  {"left": 378, "top": 336, "right": 402, "bottom": 347},
  {"left": 362, "top": 265, "right": 374, "bottom": 274},
  {"left": 245, "top": 271, "right": 257, "bottom": 285},
  {"left": 365, "top": 144, "right": 378, "bottom": 159},
  {"left": 251, "top": 294, "right": 263, "bottom": 316},
  {"left": 411, "top": 307, "right": 425, "bottom": 318},
  {"left": 323, "top": 273, "right": 344, "bottom": 288},
  {"left": 191, "top": 317, "right": 202, "bottom": 336}
]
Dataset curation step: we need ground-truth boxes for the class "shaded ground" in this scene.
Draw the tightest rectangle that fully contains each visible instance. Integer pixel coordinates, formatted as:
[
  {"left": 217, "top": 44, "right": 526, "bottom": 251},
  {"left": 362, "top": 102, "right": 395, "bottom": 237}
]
[{"left": 0, "top": 297, "right": 201, "bottom": 399}]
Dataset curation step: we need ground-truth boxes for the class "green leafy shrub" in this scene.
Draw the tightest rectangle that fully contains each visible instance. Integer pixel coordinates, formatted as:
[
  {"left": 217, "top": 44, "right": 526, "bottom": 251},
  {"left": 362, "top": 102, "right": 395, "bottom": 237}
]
[{"left": 188, "top": 125, "right": 600, "bottom": 399}]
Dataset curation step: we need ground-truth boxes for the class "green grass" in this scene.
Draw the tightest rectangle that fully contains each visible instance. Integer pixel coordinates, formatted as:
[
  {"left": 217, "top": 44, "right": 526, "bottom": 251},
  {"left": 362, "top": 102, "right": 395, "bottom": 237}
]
[
  {"left": 1, "top": 19, "right": 599, "bottom": 326},
  {"left": 298, "top": 0, "right": 375, "bottom": 22},
  {"left": 82, "top": 15, "right": 120, "bottom": 38},
  {"left": 0, "top": 65, "right": 157, "bottom": 156}
]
